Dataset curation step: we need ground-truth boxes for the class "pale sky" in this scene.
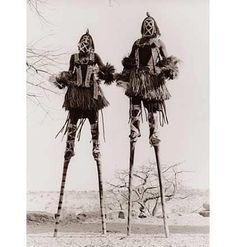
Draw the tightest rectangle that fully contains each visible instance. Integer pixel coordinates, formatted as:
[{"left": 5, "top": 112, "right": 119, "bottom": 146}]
[{"left": 27, "top": 0, "right": 209, "bottom": 191}]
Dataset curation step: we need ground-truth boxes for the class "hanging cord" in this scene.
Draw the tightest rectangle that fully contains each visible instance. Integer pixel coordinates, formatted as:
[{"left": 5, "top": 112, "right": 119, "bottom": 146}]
[
  {"left": 77, "top": 118, "right": 86, "bottom": 141},
  {"left": 55, "top": 113, "right": 70, "bottom": 139},
  {"left": 158, "top": 102, "right": 169, "bottom": 127},
  {"left": 162, "top": 101, "right": 169, "bottom": 124},
  {"left": 159, "top": 110, "right": 164, "bottom": 127},
  {"left": 144, "top": 105, "right": 148, "bottom": 122},
  {"left": 140, "top": 100, "right": 144, "bottom": 123},
  {"left": 101, "top": 109, "right": 106, "bottom": 142},
  {"left": 128, "top": 98, "right": 132, "bottom": 123}
]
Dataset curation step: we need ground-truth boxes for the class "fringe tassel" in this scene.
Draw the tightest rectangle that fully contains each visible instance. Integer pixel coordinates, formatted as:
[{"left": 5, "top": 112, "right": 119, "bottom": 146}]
[
  {"left": 77, "top": 119, "right": 86, "bottom": 141},
  {"left": 63, "top": 86, "right": 109, "bottom": 111},
  {"left": 55, "top": 114, "right": 70, "bottom": 139},
  {"left": 101, "top": 109, "right": 106, "bottom": 142},
  {"left": 125, "top": 69, "right": 171, "bottom": 101}
]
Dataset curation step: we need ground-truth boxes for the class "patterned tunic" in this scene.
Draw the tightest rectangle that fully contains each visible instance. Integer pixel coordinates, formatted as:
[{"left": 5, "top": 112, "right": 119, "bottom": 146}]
[{"left": 63, "top": 52, "right": 109, "bottom": 112}]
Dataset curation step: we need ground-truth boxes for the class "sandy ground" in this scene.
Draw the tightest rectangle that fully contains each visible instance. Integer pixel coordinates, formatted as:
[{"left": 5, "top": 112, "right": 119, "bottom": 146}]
[
  {"left": 27, "top": 232, "right": 209, "bottom": 247},
  {"left": 27, "top": 222, "right": 209, "bottom": 234},
  {"left": 27, "top": 191, "right": 209, "bottom": 246},
  {"left": 27, "top": 221, "right": 209, "bottom": 247}
]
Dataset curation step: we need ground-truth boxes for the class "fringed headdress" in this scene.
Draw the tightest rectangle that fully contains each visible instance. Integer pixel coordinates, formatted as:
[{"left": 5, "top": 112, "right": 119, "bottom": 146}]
[{"left": 141, "top": 12, "right": 160, "bottom": 38}]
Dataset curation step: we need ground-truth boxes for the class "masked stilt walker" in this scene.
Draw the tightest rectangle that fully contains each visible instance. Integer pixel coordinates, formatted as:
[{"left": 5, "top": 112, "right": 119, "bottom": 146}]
[
  {"left": 51, "top": 29, "right": 115, "bottom": 237},
  {"left": 117, "top": 13, "right": 179, "bottom": 237}
]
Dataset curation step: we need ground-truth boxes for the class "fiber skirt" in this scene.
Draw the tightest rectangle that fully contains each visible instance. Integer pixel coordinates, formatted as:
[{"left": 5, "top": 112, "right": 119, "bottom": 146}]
[
  {"left": 125, "top": 69, "right": 171, "bottom": 101},
  {"left": 63, "top": 85, "right": 109, "bottom": 111}
]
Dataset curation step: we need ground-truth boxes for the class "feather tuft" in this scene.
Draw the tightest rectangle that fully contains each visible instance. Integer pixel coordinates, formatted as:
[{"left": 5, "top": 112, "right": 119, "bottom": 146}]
[
  {"left": 122, "top": 57, "right": 136, "bottom": 69},
  {"left": 98, "top": 63, "right": 115, "bottom": 85},
  {"left": 157, "top": 56, "right": 180, "bottom": 80},
  {"left": 55, "top": 71, "right": 74, "bottom": 88}
]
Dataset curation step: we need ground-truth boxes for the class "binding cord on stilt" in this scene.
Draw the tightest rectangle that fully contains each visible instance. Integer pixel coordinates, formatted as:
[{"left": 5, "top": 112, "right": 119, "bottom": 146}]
[
  {"left": 148, "top": 112, "right": 160, "bottom": 146},
  {"left": 91, "top": 121, "right": 101, "bottom": 161},
  {"left": 129, "top": 104, "right": 141, "bottom": 143},
  {"left": 64, "top": 123, "right": 77, "bottom": 159}
]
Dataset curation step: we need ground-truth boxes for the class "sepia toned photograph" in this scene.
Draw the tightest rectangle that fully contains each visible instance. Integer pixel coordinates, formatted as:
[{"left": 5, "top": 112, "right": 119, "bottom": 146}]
[{"left": 27, "top": 0, "right": 209, "bottom": 246}]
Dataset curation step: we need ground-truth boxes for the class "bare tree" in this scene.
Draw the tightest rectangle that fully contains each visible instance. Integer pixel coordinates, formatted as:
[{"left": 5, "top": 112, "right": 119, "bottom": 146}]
[
  {"left": 27, "top": 0, "right": 51, "bottom": 23},
  {"left": 27, "top": 0, "right": 67, "bottom": 115},
  {"left": 26, "top": 44, "right": 68, "bottom": 115},
  {"left": 107, "top": 162, "right": 190, "bottom": 217}
]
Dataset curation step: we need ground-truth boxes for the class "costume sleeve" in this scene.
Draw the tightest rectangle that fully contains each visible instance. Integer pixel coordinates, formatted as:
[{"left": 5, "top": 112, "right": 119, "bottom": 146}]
[
  {"left": 159, "top": 39, "right": 168, "bottom": 59},
  {"left": 129, "top": 42, "right": 137, "bottom": 59},
  {"left": 68, "top": 54, "right": 75, "bottom": 72},
  {"left": 95, "top": 53, "right": 105, "bottom": 69},
  {"left": 121, "top": 41, "right": 137, "bottom": 70}
]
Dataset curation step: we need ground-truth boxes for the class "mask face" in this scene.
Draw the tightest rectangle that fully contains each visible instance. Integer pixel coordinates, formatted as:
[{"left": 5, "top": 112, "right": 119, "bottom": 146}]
[
  {"left": 78, "top": 35, "right": 93, "bottom": 53},
  {"left": 141, "top": 13, "right": 161, "bottom": 38},
  {"left": 142, "top": 17, "right": 156, "bottom": 37}
]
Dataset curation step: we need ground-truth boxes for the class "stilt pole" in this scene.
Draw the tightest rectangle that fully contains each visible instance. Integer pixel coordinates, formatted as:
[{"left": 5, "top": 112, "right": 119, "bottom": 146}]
[
  {"left": 96, "top": 158, "right": 107, "bottom": 234},
  {"left": 53, "top": 158, "right": 70, "bottom": 237},
  {"left": 91, "top": 114, "right": 107, "bottom": 235},
  {"left": 127, "top": 141, "right": 136, "bottom": 236},
  {"left": 53, "top": 123, "right": 76, "bottom": 237},
  {"left": 153, "top": 145, "right": 169, "bottom": 238}
]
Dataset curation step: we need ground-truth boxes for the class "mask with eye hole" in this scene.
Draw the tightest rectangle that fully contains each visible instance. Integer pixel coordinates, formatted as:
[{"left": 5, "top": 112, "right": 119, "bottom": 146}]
[
  {"left": 141, "top": 12, "right": 160, "bottom": 38},
  {"left": 77, "top": 29, "right": 95, "bottom": 54}
]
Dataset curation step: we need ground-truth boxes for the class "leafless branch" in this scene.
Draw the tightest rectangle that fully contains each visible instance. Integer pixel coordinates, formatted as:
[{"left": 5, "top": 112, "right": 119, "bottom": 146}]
[
  {"left": 107, "top": 162, "right": 188, "bottom": 216},
  {"left": 27, "top": 0, "right": 51, "bottom": 24}
]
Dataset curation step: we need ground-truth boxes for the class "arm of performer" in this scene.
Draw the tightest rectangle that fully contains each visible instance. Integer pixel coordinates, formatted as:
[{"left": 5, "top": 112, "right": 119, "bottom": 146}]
[
  {"left": 159, "top": 39, "right": 168, "bottom": 59},
  {"left": 115, "top": 42, "right": 136, "bottom": 84},
  {"left": 122, "top": 41, "right": 138, "bottom": 70},
  {"left": 68, "top": 54, "right": 75, "bottom": 73},
  {"left": 95, "top": 53, "right": 115, "bottom": 85},
  {"left": 95, "top": 53, "right": 106, "bottom": 69},
  {"left": 157, "top": 40, "right": 180, "bottom": 80},
  {"left": 53, "top": 54, "right": 75, "bottom": 89},
  {"left": 128, "top": 42, "right": 137, "bottom": 60}
]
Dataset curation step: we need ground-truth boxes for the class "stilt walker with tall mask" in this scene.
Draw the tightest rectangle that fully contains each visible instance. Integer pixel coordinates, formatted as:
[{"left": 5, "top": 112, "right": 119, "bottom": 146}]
[
  {"left": 51, "top": 29, "right": 115, "bottom": 237},
  {"left": 117, "top": 13, "right": 179, "bottom": 237}
]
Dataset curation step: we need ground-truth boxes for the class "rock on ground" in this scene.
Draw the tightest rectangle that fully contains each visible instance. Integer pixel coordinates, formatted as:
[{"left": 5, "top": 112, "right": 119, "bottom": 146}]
[
  {"left": 27, "top": 212, "right": 54, "bottom": 223},
  {"left": 199, "top": 210, "right": 210, "bottom": 217}
]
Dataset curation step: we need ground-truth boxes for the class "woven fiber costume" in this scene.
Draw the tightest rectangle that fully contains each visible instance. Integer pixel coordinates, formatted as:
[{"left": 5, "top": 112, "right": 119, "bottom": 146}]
[
  {"left": 117, "top": 13, "right": 179, "bottom": 237},
  {"left": 53, "top": 30, "right": 114, "bottom": 237}
]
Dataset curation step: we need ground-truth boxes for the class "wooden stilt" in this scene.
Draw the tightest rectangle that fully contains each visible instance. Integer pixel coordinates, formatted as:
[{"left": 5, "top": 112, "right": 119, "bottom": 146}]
[
  {"left": 96, "top": 159, "right": 107, "bottom": 234},
  {"left": 153, "top": 145, "right": 169, "bottom": 238},
  {"left": 127, "top": 141, "right": 136, "bottom": 236},
  {"left": 53, "top": 159, "right": 70, "bottom": 237}
]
